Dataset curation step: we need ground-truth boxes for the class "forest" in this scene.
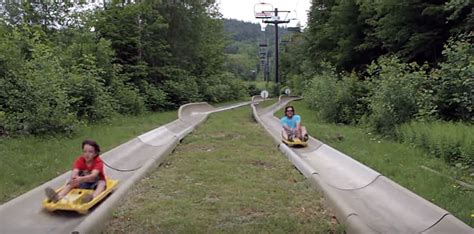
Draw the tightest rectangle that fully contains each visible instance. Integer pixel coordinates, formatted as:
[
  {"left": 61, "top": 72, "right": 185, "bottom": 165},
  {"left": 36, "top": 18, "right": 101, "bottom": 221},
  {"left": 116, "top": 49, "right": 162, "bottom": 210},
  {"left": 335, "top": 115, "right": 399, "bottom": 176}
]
[
  {"left": 280, "top": 0, "right": 472, "bottom": 168},
  {"left": 0, "top": 0, "right": 248, "bottom": 136}
]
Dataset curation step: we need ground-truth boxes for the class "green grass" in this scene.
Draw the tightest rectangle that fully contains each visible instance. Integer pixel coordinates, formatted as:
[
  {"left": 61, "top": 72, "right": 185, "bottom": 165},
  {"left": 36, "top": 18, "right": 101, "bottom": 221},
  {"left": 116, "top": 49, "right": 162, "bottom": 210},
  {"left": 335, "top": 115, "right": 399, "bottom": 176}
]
[
  {"left": 104, "top": 106, "right": 340, "bottom": 233},
  {"left": 397, "top": 121, "right": 474, "bottom": 171},
  {"left": 288, "top": 101, "right": 474, "bottom": 226},
  {"left": 0, "top": 111, "right": 177, "bottom": 203}
]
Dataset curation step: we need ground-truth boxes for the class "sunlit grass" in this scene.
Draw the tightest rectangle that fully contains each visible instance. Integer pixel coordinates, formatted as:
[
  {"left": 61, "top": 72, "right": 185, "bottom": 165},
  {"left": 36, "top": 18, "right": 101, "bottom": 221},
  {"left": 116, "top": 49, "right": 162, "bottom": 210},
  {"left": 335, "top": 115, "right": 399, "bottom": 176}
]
[
  {"left": 0, "top": 111, "right": 177, "bottom": 203},
  {"left": 105, "top": 106, "right": 340, "bottom": 233},
  {"left": 289, "top": 101, "right": 473, "bottom": 226}
]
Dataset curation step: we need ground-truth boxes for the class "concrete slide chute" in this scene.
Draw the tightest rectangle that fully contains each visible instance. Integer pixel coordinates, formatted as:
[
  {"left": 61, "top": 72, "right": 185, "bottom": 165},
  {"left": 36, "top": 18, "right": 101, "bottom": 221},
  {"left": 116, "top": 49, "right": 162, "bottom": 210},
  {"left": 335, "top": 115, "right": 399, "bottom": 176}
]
[
  {"left": 251, "top": 96, "right": 473, "bottom": 233},
  {"left": 0, "top": 101, "right": 252, "bottom": 234}
]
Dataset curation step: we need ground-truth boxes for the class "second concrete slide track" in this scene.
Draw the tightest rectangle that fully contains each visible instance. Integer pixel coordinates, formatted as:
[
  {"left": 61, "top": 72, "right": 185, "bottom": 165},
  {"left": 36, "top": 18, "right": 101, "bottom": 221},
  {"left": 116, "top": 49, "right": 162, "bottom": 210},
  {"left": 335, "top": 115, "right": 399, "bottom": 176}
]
[
  {"left": 0, "top": 101, "right": 251, "bottom": 234},
  {"left": 251, "top": 96, "right": 473, "bottom": 234}
]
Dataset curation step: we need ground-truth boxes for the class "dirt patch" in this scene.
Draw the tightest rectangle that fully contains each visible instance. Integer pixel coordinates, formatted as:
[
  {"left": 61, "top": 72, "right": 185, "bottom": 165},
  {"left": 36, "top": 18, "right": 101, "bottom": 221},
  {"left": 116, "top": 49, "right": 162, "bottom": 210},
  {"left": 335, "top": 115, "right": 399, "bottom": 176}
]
[
  {"left": 210, "top": 132, "right": 245, "bottom": 141},
  {"left": 250, "top": 159, "right": 274, "bottom": 169}
]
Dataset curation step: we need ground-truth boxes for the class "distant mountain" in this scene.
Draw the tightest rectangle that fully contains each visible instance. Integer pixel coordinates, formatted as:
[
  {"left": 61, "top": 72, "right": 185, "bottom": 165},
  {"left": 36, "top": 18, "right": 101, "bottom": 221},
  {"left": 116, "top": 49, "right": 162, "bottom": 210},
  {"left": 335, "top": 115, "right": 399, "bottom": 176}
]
[{"left": 223, "top": 18, "right": 288, "bottom": 43}]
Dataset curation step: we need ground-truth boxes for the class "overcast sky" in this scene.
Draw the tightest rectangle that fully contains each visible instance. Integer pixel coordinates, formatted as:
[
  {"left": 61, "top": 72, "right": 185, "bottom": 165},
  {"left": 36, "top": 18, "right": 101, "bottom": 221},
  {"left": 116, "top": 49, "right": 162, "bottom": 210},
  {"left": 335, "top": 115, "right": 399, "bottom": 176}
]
[{"left": 217, "top": 0, "right": 311, "bottom": 27}]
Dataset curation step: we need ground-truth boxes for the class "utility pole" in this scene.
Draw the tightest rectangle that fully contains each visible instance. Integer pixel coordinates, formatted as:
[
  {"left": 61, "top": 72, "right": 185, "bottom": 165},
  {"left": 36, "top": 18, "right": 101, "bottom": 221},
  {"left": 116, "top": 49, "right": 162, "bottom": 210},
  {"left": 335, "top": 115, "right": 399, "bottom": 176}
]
[{"left": 263, "top": 8, "right": 290, "bottom": 84}]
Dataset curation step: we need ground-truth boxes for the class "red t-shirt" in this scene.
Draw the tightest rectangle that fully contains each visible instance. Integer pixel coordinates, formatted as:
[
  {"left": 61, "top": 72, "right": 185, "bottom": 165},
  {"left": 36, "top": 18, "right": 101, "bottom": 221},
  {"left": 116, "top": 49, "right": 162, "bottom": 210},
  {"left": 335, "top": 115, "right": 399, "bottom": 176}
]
[{"left": 73, "top": 155, "right": 106, "bottom": 180}]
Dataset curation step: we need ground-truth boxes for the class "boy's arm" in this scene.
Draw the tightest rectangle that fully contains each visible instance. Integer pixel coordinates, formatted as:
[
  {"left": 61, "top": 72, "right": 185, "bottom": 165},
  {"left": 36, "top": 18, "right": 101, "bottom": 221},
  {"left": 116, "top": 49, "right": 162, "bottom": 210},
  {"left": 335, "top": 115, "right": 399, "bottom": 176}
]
[
  {"left": 77, "top": 170, "right": 100, "bottom": 183},
  {"left": 295, "top": 116, "right": 302, "bottom": 130},
  {"left": 281, "top": 118, "right": 291, "bottom": 130},
  {"left": 71, "top": 169, "right": 79, "bottom": 179}
]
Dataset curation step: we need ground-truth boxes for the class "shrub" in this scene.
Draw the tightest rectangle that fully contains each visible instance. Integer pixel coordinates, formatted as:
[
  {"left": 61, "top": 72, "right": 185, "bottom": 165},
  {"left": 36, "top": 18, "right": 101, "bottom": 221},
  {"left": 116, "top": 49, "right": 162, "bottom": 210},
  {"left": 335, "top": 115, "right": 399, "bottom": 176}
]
[
  {"left": 112, "top": 81, "right": 146, "bottom": 115},
  {"left": 365, "top": 57, "right": 425, "bottom": 135},
  {"left": 2, "top": 44, "right": 76, "bottom": 135},
  {"left": 304, "top": 69, "right": 339, "bottom": 122},
  {"left": 66, "top": 60, "right": 116, "bottom": 122},
  {"left": 200, "top": 72, "right": 246, "bottom": 103},
  {"left": 138, "top": 81, "right": 167, "bottom": 112},
  {"left": 162, "top": 70, "right": 201, "bottom": 108},
  {"left": 304, "top": 65, "right": 369, "bottom": 124},
  {"left": 431, "top": 38, "right": 473, "bottom": 121},
  {"left": 246, "top": 83, "right": 261, "bottom": 96}
]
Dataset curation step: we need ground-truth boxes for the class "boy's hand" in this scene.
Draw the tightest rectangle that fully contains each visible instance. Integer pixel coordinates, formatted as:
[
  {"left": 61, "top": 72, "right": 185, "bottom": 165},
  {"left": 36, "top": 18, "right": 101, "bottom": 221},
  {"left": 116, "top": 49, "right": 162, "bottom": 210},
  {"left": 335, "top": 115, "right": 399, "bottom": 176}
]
[{"left": 70, "top": 177, "right": 81, "bottom": 187}]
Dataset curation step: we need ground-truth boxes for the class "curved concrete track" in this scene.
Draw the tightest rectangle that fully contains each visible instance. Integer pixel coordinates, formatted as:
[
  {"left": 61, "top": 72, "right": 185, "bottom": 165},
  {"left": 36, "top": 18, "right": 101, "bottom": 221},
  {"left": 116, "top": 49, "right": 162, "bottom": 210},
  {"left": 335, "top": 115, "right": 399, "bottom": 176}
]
[
  {"left": 252, "top": 96, "right": 473, "bottom": 234},
  {"left": 0, "top": 101, "right": 251, "bottom": 234}
]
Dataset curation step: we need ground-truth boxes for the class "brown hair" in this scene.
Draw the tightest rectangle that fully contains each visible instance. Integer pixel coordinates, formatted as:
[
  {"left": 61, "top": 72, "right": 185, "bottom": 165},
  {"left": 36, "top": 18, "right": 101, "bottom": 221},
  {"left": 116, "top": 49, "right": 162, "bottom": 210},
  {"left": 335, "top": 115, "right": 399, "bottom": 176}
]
[
  {"left": 82, "top": 139, "right": 101, "bottom": 155},
  {"left": 284, "top": 106, "right": 295, "bottom": 114}
]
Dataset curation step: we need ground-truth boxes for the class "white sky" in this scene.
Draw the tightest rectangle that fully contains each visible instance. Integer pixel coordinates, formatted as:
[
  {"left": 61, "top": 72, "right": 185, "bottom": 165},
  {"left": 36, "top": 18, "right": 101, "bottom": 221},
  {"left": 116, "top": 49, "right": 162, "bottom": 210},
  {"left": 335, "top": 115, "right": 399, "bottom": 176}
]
[{"left": 217, "top": 0, "right": 311, "bottom": 27}]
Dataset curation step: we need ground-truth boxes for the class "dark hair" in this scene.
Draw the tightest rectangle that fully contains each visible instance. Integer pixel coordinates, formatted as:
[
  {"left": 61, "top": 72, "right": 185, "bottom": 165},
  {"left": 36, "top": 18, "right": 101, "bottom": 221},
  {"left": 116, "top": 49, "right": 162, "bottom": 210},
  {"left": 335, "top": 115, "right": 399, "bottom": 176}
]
[
  {"left": 82, "top": 139, "right": 101, "bottom": 155},
  {"left": 284, "top": 106, "right": 295, "bottom": 114}
]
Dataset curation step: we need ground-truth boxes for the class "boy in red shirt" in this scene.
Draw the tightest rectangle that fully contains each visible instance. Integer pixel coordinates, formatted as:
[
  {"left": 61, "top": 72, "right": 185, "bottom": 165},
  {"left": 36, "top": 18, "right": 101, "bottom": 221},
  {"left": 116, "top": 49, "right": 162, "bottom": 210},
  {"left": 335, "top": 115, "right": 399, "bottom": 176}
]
[{"left": 45, "top": 139, "right": 106, "bottom": 203}]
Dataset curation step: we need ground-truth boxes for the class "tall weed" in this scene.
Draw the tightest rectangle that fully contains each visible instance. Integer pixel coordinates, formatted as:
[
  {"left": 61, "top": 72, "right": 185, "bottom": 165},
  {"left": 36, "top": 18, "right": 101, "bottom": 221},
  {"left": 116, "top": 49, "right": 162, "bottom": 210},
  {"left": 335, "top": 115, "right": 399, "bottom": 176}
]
[{"left": 397, "top": 121, "right": 474, "bottom": 168}]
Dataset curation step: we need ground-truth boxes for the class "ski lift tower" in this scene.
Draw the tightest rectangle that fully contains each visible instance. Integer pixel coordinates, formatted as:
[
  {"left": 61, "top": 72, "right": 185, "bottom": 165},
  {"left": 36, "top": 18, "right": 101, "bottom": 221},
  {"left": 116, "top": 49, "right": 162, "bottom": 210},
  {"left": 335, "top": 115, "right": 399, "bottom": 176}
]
[
  {"left": 258, "top": 42, "right": 269, "bottom": 82},
  {"left": 262, "top": 8, "right": 290, "bottom": 84},
  {"left": 254, "top": 2, "right": 273, "bottom": 82}
]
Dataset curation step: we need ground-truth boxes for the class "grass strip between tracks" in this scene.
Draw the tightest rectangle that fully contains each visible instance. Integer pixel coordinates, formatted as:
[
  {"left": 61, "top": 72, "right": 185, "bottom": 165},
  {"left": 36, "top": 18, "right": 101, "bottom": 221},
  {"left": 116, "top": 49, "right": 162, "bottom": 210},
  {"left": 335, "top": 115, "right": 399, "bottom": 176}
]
[{"left": 105, "top": 105, "right": 341, "bottom": 233}]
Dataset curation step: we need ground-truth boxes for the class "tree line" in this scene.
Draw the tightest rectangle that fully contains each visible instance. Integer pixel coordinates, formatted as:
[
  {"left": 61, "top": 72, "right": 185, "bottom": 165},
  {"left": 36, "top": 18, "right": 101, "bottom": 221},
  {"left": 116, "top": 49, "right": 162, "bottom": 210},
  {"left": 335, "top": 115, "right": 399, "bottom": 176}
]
[
  {"left": 280, "top": 0, "right": 472, "bottom": 166},
  {"left": 282, "top": 0, "right": 472, "bottom": 127},
  {"left": 0, "top": 0, "right": 248, "bottom": 136}
]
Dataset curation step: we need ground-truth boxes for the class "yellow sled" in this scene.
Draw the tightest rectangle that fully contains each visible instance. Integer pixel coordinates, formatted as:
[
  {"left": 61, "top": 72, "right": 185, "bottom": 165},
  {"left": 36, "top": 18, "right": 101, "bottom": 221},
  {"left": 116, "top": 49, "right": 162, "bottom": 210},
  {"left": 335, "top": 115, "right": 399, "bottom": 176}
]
[
  {"left": 282, "top": 138, "right": 308, "bottom": 147},
  {"left": 42, "top": 179, "right": 118, "bottom": 214}
]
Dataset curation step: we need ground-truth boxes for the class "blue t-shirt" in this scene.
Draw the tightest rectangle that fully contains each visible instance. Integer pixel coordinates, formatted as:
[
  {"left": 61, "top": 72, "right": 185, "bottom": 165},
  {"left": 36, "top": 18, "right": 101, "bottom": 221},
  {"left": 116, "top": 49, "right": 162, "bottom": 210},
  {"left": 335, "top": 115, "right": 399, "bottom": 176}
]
[{"left": 280, "top": 115, "right": 301, "bottom": 129}]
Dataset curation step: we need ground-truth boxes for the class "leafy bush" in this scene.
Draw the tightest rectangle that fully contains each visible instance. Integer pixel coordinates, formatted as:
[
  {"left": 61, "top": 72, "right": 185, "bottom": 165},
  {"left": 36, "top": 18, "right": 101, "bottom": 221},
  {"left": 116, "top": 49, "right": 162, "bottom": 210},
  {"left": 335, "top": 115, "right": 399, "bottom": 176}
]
[
  {"left": 304, "top": 69, "right": 339, "bottom": 122},
  {"left": 111, "top": 81, "right": 146, "bottom": 115},
  {"left": 200, "top": 72, "right": 246, "bottom": 103},
  {"left": 286, "top": 74, "right": 306, "bottom": 96},
  {"left": 246, "top": 83, "right": 261, "bottom": 96},
  {"left": 66, "top": 61, "right": 116, "bottom": 122},
  {"left": 137, "top": 80, "right": 166, "bottom": 112},
  {"left": 2, "top": 44, "right": 76, "bottom": 135},
  {"left": 304, "top": 65, "right": 369, "bottom": 124},
  {"left": 365, "top": 57, "right": 425, "bottom": 134},
  {"left": 431, "top": 38, "right": 473, "bottom": 121},
  {"left": 162, "top": 69, "right": 201, "bottom": 108},
  {"left": 397, "top": 121, "right": 474, "bottom": 167}
]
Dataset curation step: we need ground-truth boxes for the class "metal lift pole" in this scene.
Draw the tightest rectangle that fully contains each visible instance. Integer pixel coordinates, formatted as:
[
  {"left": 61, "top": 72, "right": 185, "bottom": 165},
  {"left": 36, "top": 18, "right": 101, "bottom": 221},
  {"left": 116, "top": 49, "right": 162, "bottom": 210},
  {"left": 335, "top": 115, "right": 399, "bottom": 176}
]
[
  {"left": 263, "top": 8, "right": 290, "bottom": 85},
  {"left": 275, "top": 8, "right": 279, "bottom": 84}
]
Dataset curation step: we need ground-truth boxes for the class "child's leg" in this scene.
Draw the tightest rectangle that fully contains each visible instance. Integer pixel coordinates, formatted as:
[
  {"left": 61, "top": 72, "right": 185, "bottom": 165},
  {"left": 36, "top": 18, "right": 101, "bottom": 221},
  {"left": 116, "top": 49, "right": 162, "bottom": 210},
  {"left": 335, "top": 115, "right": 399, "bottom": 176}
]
[
  {"left": 282, "top": 129, "right": 289, "bottom": 140},
  {"left": 45, "top": 183, "right": 75, "bottom": 202},
  {"left": 92, "top": 180, "right": 106, "bottom": 198},
  {"left": 301, "top": 126, "right": 308, "bottom": 141},
  {"left": 57, "top": 184, "right": 73, "bottom": 199}
]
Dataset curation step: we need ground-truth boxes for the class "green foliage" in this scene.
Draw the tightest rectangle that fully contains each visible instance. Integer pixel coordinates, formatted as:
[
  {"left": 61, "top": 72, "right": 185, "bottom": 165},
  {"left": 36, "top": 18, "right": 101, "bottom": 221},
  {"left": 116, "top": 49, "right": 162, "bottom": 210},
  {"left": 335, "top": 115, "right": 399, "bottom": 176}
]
[
  {"left": 111, "top": 82, "right": 146, "bottom": 115},
  {"left": 162, "top": 68, "right": 201, "bottom": 108},
  {"left": 306, "top": 0, "right": 472, "bottom": 72},
  {"left": 2, "top": 43, "right": 76, "bottom": 135},
  {"left": 66, "top": 58, "right": 116, "bottom": 122},
  {"left": 431, "top": 38, "right": 473, "bottom": 121},
  {"left": 304, "top": 68, "right": 339, "bottom": 122},
  {"left": 137, "top": 80, "right": 166, "bottom": 112},
  {"left": 200, "top": 72, "right": 247, "bottom": 103},
  {"left": 304, "top": 64, "right": 369, "bottom": 124},
  {"left": 365, "top": 57, "right": 425, "bottom": 134},
  {"left": 246, "top": 83, "right": 261, "bottom": 96},
  {"left": 397, "top": 121, "right": 474, "bottom": 167},
  {"left": 224, "top": 52, "right": 257, "bottom": 80}
]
